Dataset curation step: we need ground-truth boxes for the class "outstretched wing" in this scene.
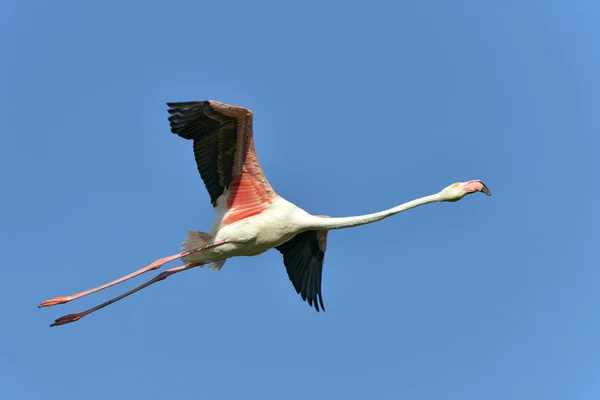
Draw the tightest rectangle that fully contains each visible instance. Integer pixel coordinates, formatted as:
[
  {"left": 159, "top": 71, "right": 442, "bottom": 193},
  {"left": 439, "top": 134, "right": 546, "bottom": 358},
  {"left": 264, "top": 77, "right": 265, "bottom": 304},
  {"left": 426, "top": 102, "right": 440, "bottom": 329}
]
[
  {"left": 167, "top": 100, "right": 276, "bottom": 214},
  {"left": 276, "top": 230, "right": 329, "bottom": 312}
]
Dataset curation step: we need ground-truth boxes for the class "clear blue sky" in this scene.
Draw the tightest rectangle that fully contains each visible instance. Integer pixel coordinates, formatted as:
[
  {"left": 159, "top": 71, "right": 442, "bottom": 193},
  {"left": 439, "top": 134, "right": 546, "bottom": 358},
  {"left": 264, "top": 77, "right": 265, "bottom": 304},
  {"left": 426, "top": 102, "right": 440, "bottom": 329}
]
[{"left": 1, "top": 0, "right": 598, "bottom": 399}]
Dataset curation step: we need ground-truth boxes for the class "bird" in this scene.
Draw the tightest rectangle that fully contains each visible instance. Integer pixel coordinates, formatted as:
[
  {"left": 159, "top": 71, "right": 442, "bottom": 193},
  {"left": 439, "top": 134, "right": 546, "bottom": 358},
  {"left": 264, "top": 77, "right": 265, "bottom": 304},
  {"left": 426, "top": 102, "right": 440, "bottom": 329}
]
[{"left": 39, "top": 100, "right": 491, "bottom": 327}]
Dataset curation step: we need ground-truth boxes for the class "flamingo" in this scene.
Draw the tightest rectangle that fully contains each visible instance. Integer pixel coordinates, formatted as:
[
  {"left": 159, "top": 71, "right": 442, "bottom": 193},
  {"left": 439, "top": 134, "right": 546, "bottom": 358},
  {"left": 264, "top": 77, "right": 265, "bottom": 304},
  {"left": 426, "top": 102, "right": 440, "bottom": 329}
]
[{"left": 39, "top": 100, "right": 491, "bottom": 327}]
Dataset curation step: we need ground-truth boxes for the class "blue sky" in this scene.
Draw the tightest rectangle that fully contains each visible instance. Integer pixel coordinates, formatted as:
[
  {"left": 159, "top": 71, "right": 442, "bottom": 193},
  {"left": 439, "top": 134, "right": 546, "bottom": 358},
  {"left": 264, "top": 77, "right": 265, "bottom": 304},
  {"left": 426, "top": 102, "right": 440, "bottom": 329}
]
[{"left": 1, "top": 0, "right": 598, "bottom": 398}]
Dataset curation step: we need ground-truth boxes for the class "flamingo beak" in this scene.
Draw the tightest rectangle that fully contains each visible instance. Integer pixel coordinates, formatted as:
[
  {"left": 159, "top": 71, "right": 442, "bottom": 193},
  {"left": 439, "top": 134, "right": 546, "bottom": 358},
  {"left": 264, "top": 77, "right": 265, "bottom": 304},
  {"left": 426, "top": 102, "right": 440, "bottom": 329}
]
[
  {"left": 479, "top": 181, "right": 491, "bottom": 196},
  {"left": 461, "top": 180, "right": 491, "bottom": 196}
]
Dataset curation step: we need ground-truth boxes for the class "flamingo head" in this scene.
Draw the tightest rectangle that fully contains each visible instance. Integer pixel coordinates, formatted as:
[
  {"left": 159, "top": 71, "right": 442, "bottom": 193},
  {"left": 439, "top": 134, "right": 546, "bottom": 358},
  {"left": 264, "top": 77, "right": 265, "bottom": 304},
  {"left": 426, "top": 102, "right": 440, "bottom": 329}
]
[{"left": 438, "top": 180, "right": 491, "bottom": 202}]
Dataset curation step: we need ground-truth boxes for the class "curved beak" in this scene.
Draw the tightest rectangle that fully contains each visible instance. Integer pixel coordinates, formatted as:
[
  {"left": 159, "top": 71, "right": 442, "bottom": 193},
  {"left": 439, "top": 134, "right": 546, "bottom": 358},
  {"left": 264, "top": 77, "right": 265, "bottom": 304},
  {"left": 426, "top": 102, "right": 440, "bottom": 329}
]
[
  {"left": 479, "top": 181, "right": 491, "bottom": 196},
  {"left": 462, "top": 180, "right": 491, "bottom": 196}
]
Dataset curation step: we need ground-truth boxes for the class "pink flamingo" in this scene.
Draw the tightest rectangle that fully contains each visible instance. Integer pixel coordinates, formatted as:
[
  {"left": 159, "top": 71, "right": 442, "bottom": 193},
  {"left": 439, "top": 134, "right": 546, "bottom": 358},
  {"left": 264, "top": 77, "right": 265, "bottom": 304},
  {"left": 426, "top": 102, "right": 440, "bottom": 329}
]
[{"left": 39, "top": 100, "right": 491, "bottom": 326}]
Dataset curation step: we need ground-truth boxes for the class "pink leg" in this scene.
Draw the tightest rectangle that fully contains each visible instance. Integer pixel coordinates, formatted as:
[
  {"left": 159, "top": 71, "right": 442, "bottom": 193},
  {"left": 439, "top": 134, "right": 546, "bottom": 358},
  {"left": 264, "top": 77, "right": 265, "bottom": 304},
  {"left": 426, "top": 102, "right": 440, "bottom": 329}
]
[
  {"left": 49, "top": 263, "right": 201, "bottom": 327},
  {"left": 39, "top": 240, "right": 226, "bottom": 308}
]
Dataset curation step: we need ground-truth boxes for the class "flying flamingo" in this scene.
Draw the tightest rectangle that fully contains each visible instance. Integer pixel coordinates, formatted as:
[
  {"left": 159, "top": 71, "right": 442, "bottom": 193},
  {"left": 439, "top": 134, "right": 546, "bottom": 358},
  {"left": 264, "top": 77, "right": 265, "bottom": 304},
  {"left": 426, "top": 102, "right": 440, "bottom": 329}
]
[{"left": 39, "top": 100, "right": 491, "bottom": 326}]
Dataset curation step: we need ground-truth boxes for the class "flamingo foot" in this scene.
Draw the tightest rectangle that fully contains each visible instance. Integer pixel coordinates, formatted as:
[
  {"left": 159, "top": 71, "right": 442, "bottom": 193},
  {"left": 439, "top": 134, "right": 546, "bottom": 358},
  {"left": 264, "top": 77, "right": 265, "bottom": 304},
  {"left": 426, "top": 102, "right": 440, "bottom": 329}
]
[
  {"left": 39, "top": 296, "right": 72, "bottom": 308},
  {"left": 50, "top": 313, "right": 84, "bottom": 327}
]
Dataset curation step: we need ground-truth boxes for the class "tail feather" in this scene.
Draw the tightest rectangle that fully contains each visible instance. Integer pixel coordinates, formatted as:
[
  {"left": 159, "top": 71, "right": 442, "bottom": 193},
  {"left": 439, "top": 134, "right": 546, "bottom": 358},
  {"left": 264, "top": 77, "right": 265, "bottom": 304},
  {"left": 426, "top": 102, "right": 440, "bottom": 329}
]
[
  {"left": 181, "top": 230, "right": 212, "bottom": 252},
  {"left": 180, "top": 230, "right": 227, "bottom": 270},
  {"left": 180, "top": 230, "right": 213, "bottom": 265},
  {"left": 209, "top": 259, "right": 226, "bottom": 271}
]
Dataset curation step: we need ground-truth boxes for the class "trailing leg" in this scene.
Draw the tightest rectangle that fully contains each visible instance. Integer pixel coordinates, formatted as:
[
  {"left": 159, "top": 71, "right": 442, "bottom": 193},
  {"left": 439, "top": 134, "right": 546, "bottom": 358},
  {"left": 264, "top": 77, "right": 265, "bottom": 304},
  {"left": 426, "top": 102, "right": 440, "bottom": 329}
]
[
  {"left": 49, "top": 263, "right": 202, "bottom": 327},
  {"left": 39, "top": 239, "right": 226, "bottom": 308}
]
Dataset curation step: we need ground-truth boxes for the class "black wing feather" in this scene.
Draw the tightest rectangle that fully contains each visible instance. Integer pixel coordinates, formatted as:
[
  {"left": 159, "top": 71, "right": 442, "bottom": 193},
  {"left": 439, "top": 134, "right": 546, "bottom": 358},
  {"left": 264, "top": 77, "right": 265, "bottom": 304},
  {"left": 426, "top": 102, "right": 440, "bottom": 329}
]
[
  {"left": 167, "top": 101, "right": 238, "bottom": 206},
  {"left": 276, "top": 231, "right": 327, "bottom": 312}
]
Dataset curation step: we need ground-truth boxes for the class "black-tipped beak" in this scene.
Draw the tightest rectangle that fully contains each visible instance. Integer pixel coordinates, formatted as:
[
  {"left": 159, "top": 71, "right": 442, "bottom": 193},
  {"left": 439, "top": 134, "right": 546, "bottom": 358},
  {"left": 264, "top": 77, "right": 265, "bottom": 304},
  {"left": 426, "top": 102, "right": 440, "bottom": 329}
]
[{"left": 480, "top": 182, "right": 491, "bottom": 196}]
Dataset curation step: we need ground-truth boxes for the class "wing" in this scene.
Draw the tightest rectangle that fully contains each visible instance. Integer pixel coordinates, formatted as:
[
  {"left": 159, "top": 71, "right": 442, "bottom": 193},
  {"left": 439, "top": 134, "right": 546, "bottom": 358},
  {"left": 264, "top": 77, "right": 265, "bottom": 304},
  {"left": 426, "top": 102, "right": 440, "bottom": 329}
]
[
  {"left": 167, "top": 100, "right": 276, "bottom": 213},
  {"left": 275, "top": 230, "right": 329, "bottom": 312}
]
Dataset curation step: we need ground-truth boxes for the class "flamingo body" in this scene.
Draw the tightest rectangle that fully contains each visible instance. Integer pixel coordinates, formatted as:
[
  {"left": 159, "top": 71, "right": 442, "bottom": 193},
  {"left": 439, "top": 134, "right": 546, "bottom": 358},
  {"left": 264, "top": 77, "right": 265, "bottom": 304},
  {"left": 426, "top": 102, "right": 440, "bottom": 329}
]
[
  {"left": 39, "top": 99, "right": 491, "bottom": 326},
  {"left": 187, "top": 196, "right": 315, "bottom": 261}
]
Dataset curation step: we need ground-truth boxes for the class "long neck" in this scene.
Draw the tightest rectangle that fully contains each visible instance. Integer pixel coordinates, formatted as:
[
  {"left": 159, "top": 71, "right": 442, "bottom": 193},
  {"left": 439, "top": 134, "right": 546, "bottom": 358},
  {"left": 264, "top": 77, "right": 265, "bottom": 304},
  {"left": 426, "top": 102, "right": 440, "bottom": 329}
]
[{"left": 305, "top": 194, "right": 442, "bottom": 231}]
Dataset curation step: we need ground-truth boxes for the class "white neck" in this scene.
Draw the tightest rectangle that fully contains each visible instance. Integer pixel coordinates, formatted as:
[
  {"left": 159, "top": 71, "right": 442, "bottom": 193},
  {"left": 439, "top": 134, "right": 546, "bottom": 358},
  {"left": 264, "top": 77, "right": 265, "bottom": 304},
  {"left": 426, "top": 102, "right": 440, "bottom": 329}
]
[{"left": 304, "top": 193, "right": 442, "bottom": 231}]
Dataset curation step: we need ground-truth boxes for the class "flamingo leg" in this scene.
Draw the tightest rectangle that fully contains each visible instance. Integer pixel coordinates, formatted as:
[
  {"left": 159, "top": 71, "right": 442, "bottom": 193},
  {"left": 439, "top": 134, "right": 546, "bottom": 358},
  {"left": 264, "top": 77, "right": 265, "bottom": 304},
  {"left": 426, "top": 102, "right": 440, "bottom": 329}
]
[
  {"left": 48, "top": 263, "right": 201, "bottom": 327},
  {"left": 39, "top": 240, "right": 227, "bottom": 308}
]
